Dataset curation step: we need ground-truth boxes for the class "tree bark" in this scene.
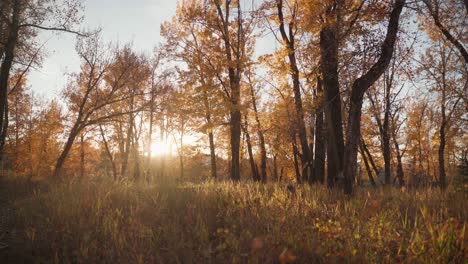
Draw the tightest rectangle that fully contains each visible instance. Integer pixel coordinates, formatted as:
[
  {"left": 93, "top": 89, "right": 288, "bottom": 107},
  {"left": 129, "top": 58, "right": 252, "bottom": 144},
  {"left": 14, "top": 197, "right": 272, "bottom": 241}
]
[
  {"left": 276, "top": 0, "right": 311, "bottom": 182},
  {"left": 208, "top": 130, "right": 217, "bottom": 179},
  {"left": 0, "top": 1, "right": 20, "bottom": 165},
  {"left": 342, "top": 0, "right": 405, "bottom": 194},
  {"left": 392, "top": 127, "right": 405, "bottom": 186},
  {"left": 320, "top": 26, "right": 345, "bottom": 188},
  {"left": 80, "top": 133, "right": 85, "bottom": 178},
  {"left": 423, "top": 0, "right": 468, "bottom": 63},
  {"left": 54, "top": 124, "right": 81, "bottom": 177},
  {"left": 243, "top": 115, "right": 259, "bottom": 181},
  {"left": 249, "top": 77, "right": 267, "bottom": 183},
  {"left": 248, "top": 77, "right": 267, "bottom": 183},
  {"left": 439, "top": 84, "right": 447, "bottom": 189},
  {"left": 214, "top": 1, "right": 242, "bottom": 182},
  {"left": 121, "top": 96, "right": 134, "bottom": 178},
  {"left": 359, "top": 141, "right": 376, "bottom": 186},
  {"left": 313, "top": 77, "right": 326, "bottom": 184},
  {"left": 99, "top": 124, "right": 117, "bottom": 181}
]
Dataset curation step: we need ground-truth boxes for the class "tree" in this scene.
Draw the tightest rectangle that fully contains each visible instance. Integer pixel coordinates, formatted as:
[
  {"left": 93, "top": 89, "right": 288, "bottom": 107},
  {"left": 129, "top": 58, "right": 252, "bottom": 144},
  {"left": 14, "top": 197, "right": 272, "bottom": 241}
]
[
  {"left": 272, "top": 0, "right": 312, "bottom": 182},
  {"left": 0, "top": 0, "right": 83, "bottom": 166},
  {"left": 342, "top": 0, "right": 406, "bottom": 194},
  {"left": 54, "top": 36, "right": 144, "bottom": 177},
  {"left": 421, "top": 0, "right": 468, "bottom": 63}
]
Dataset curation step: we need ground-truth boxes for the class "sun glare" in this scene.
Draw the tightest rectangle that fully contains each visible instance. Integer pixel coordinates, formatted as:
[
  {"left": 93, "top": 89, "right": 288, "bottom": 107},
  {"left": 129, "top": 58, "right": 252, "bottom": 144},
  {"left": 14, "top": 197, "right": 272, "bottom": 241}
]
[{"left": 150, "top": 141, "right": 172, "bottom": 157}]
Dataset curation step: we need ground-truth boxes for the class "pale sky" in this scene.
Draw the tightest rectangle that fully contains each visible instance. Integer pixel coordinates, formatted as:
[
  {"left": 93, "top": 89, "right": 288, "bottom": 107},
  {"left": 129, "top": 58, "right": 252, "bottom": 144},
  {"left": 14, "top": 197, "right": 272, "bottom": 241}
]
[
  {"left": 28, "top": 0, "right": 277, "bottom": 100},
  {"left": 28, "top": 0, "right": 178, "bottom": 99}
]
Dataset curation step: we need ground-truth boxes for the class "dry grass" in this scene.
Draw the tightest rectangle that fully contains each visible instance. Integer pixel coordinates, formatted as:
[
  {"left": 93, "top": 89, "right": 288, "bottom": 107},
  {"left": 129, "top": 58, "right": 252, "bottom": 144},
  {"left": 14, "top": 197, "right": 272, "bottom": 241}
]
[{"left": 2, "top": 176, "right": 466, "bottom": 263}]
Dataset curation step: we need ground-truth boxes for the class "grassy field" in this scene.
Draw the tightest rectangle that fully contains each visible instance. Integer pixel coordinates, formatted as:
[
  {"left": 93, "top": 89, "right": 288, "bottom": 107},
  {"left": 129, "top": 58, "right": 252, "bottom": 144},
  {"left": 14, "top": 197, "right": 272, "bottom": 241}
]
[{"left": 0, "top": 177, "right": 466, "bottom": 263}]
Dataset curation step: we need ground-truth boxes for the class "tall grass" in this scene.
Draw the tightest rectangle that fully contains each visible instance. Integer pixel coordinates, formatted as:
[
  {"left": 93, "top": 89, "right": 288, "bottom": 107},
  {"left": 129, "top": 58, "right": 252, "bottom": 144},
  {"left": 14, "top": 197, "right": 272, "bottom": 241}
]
[{"left": 4, "top": 177, "right": 467, "bottom": 263}]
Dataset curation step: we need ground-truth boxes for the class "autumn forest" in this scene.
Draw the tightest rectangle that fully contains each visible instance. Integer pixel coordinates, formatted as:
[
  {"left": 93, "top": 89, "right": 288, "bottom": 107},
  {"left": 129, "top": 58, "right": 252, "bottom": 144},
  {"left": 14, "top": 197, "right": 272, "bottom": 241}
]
[{"left": 0, "top": 0, "right": 466, "bottom": 263}]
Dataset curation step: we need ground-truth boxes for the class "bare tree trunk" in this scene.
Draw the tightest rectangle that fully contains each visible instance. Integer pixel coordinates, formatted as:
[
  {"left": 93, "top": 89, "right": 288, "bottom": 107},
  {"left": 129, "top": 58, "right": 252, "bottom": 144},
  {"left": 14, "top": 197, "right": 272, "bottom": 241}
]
[
  {"left": 292, "top": 135, "right": 301, "bottom": 183},
  {"left": 313, "top": 77, "right": 326, "bottom": 184},
  {"left": 208, "top": 130, "right": 217, "bottom": 179},
  {"left": 121, "top": 96, "right": 134, "bottom": 178},
  {"left": 273, "top": 153, "right": 279, "bottom": 181},
  {"left": 382, "top": 74, "right": 394, "bottom": 186},
  {"left": 80, "top": 133, "right": 85, "bottom": 178},
  {"left": 320, "top": 26, "right": 344, "bottom": 188},
  {"left": 54, "top": 124, "right": 81, "bottom": 177},
  {"left": 342, "top": 0, "right": 405, "bottom": 194},
  {"left": 146, "top": 88, "right": 155, "bottom": 181},
  {"left": 361, "top": 137, "right": 380, "bottom": 184},
  {"left": 392, "top": 128, "right": 405, "bottom": 187},
  {"left": 276, "top": 0, "right": 311, "bottom": 182},
  {"left": 423, "top": 0, "right": 468, "bottom": 63},
  {"left": 359, "top": 141, "right": 376, "bottom": 186},
  {"left": 243, "top": 115, "right": 259, "bottom": 181},
  {"left": 0, "top": 1, "right": 20, "bottom": 165},
  {"left": 248, "top": 76, "right": 267, "bottom": 183},
  {"left": 99, "top": 124, "right": 117, "bottom": 181},
  {"left": 439, "top": 87, "right": 447, "bottom": 189}
]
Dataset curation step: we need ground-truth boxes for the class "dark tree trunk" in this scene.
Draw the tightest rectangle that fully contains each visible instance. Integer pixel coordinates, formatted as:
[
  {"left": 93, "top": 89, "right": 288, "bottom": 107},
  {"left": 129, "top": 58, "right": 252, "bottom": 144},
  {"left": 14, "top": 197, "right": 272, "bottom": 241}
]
[
  {"left": 146, "top": 86, "right": 156, "bottom": 181},
  {"left": 292, "top": 137, "right": 301, "bottom": 183},
  {"left": 99, "top": 124, "right": 117, "bottom": 181},
  {"left": 243, "top": 115, "right": 260, "bottom": 181},
  {"left": 213, "top": 1, "right": 242, "bottom": 182},
  {"left": 359, "top": 141, "right": 376, "bottom": 186},
  {"left": 320, "top": 27, "right": 344, "bottom": 188},
  {"left": 313, "top": 77, "right": 326, "bottom": 184},
  {"left": 208, "top": 130, "right": 217, "bottom": 179},
  {"left": 248, "top": 78, "right": 267, "bottom": 183},
  {"left": 423, "top": 0, "right": 468, "bottom": 63},
  {"left": 273, "top": 153, "right": 279, "bottom": 181},
  {"left": 80, "top": 133, "right": 85, "bottom": 178},
  {"left": 54, "top": 125, "right": 81, "bottom": 177},
  {"left": 229, "top": 81, "right": 241, "bottom": 181},
  {"left": 392, "top": 128, "right": 405, "bottom": 187},
  {"left": 121, "top": 96, "right": 134, "bottom": 178},
  {"left": 0, "top": 1, "right": 20, "bottom": 165},
  {"left": 382, "top": 75, "right": 393, "bottom": 186},
  {"left": 361, "top": 137, "right": 380, "bottom": 183},
  {"left": 439, "top": 89, "right": 447, "bottom": 189},
  {"left": 276, "top": 0, "right": 311, "bottom": 183},
  {"left": 342, "top": 0, "right": 405, "bottom": 194}
]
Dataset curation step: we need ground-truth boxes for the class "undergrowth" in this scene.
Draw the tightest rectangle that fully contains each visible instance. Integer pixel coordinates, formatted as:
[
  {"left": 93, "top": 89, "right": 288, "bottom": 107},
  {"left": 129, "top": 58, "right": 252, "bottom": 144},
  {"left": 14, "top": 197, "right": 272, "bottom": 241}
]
[{"left": 2, "top": 177, "right": 466, "bottom": 263}]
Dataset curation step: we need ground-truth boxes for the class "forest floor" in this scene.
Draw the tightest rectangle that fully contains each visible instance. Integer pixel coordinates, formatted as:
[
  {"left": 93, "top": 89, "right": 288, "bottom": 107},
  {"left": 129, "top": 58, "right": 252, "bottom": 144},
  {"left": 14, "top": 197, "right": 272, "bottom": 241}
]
[{"left": 0, "top": 176, "right": 466, "bottom": 263}]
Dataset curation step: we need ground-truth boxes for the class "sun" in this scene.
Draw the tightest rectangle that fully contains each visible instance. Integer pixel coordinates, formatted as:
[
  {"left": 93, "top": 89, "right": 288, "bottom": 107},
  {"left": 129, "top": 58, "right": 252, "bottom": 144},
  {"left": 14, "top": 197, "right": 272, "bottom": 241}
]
[{"left": 150, "top": 141, "right": 172, "bottom": 157}]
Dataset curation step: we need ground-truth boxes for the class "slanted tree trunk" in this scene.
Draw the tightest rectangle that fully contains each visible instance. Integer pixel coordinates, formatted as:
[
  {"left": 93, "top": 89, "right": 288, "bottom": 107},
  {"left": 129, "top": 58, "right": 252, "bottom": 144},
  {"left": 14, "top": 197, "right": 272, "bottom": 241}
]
[
  {"left": 248, "top": 76, "right": 267, "bottom": 182},
  {"left": 361, "top": 137, "right": 380, "bottom": 184},
  {"left": 243, "top": 114, "right": 259, "bottom": 181},
  {"left": 99, "top": 124, "right": 118, "bottom": 181},
  {"left": 276, "top": 0, "right": 311, "bottom": 182},
  {"left": 423, "top": 0, "right": 468, "bottom": 63},
  {"left": 54, "top": 123, "right": 81, "bottom": 177},
  {"left": 342, "top": 0, "right": 405, "bottom": 194},
  {"left": 320, "top": 26, "right": 344, "bottom": 188},
  {"left": 359, "top": 141, "right": 376, "bottom": 186}
]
